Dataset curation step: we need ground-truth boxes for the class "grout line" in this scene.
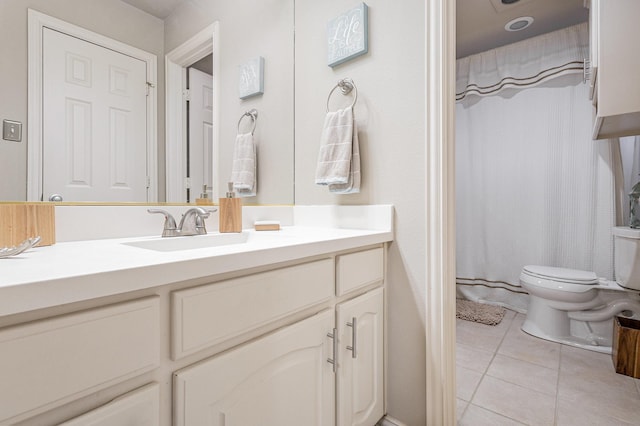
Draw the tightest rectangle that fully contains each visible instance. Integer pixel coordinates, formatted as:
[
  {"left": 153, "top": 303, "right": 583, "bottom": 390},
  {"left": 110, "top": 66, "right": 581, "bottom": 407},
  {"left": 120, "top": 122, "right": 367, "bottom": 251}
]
[
  {"left": 465, "top": 403, "right": 528, "bottom": 425},
  {"left": 464, "top": 309, "right": 518, "bottom": 405},
  {"left": 554, "top": 345, "right": 564, "bottom": 426}
]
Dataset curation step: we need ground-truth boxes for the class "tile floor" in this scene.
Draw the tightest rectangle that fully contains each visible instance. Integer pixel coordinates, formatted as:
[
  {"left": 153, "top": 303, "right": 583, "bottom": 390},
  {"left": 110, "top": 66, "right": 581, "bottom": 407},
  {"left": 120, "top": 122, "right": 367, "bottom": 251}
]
[{"left": 456, "top": 309, "right": 640, "bottom": 425}]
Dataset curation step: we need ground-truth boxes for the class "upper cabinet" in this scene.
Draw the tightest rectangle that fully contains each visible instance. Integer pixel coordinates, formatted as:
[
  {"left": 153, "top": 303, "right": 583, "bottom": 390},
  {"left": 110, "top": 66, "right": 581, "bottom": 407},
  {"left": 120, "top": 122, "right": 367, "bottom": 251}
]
[{"left": 590, "top": 0, "right": 640, "bottom": 139}]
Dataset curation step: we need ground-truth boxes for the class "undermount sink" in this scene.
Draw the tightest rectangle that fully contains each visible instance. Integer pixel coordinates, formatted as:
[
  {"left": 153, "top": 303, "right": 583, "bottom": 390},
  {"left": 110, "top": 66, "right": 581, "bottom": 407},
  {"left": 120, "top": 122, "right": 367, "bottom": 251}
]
[{"left": 122, "top": 232, "right": 249, "bottom": 252}]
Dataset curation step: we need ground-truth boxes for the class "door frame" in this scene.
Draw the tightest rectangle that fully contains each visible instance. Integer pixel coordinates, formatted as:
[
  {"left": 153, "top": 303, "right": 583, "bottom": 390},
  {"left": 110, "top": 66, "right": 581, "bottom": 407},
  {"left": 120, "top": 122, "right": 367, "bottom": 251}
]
[
  {"left": 27, "top": 9, "right": 158, "bottom": 202},
  {"left": 424, "top": 0, "right": 457, "bottom": 424},
  {"left": 165, "top": 23, "right": 220, "bottom": 203}
]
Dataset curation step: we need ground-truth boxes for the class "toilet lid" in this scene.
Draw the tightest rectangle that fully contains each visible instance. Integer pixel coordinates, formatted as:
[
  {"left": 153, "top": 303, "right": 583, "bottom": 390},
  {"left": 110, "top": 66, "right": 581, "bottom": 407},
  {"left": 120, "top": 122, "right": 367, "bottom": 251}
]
[{"left": 522, "top": 265, "right": 598, "bottom": 285}]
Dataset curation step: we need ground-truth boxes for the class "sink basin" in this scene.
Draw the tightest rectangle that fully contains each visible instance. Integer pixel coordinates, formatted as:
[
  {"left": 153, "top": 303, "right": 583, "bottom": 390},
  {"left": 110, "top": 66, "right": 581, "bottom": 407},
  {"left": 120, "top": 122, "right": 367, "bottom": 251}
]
[{"left": 122, "top": 232, "right": 249, "bottom": 252}]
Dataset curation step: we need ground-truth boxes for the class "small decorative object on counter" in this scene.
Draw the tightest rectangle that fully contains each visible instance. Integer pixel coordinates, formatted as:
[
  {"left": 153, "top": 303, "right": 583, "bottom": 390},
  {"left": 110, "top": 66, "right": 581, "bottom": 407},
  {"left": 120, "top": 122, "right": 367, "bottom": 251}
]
[
  {"left": 254, "top": 221, "right": 280, "bottom": 231},
  {"left": 630, "top": 180, "right": 640, "bottom": 228},
  {"left": 219, "top": 182, "right": 242, "bottom": 233}
]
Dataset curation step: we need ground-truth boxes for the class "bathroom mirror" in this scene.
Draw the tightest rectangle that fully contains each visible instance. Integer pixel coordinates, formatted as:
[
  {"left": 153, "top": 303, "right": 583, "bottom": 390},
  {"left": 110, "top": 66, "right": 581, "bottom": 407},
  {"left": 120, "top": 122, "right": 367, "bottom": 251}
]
[{"left": 0, "top": 0, "right": 294, "bottom": 205}]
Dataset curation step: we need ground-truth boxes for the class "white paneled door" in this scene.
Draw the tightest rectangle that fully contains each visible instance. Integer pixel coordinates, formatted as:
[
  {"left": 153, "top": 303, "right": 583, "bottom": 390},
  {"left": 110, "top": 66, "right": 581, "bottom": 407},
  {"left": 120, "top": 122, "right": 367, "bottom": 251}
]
[
  {"left": 188, "top": 67, "right": 214, "bottom": 201},
  {"left": 42, "top": 27, "right": 148, "bottom": 202}
]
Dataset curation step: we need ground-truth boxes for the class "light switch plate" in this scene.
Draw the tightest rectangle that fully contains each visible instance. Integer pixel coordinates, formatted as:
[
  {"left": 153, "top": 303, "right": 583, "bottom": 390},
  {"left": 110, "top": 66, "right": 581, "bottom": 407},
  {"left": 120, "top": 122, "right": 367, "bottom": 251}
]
[{"left": 3, "top": 119, "right": 22, "bottom": 142}]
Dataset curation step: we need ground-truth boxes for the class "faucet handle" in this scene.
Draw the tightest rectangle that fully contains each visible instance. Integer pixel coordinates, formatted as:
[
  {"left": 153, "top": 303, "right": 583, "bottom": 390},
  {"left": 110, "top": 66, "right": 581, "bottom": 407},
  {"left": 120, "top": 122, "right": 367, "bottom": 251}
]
[{"left": 147, "top": 209, "right": 178, "bottom": 237}]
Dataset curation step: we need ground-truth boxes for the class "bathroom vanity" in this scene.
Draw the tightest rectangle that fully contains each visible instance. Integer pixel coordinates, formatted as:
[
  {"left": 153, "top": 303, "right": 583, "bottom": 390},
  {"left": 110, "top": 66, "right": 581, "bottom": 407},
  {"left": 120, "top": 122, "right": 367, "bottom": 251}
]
[{"left": 0, "top": 205, "right": 392, "bottom": 426}]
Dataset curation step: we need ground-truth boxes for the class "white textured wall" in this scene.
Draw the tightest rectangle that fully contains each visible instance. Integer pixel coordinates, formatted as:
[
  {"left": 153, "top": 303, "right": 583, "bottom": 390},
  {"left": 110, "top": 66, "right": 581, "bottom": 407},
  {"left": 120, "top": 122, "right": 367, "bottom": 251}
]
[
  {"left": 0, "top": 0, "right": 165, "bottom": 201},
  {"left": 165, "top": 0, "right": 295, "bottom": 205},
  {"left": 294, "top": 1, "right": 427, "bottom": 424}
]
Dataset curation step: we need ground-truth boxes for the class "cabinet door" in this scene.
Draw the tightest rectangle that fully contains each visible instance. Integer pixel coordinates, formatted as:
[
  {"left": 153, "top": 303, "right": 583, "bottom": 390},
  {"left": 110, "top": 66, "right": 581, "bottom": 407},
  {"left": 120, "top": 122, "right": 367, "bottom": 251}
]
[
  {"left": 336, "top": 288, "right": 384, "bottom": 426},
  {"left": 174, "top": 309, "right": 335, "bottom": 426}
]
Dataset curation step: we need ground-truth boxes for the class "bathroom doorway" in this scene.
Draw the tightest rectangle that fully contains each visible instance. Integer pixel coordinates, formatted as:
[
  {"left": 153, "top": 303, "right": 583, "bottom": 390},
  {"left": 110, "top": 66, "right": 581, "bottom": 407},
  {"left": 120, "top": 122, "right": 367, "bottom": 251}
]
[
  {"left": 165, "top": 23, "right": 219, "bottom": 203},
  {"left": 186, "top": 56, "right": 214, "bottom": 203}
]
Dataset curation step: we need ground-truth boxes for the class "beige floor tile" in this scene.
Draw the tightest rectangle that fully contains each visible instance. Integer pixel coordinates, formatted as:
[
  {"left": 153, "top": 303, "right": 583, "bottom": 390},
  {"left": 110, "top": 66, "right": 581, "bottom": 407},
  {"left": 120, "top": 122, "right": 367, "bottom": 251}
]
[
  {"left": 473, "top": 376, "right": 556, "bottom": 426},
  {"left": 457, "top": 309, "right": 640, "bottom": 425},
  {"left": 503, "top": 309, "right": 518, "bottom": 321},
  {"left": 459, "top": 404, "right": 526, "bottom": 426},
  {"left": 457, "top": 398, "right": 469, "bottom": 422},
  {"left": 457, "top": 366, "right": 483, "bottom": 402},
  {"left": 556, "top": 396, "right": 636, "bottom": 426},
  {"left": 457, "top": 342, "right": 494, "bottom": 374},
  {"left": 456, "top": 319, "right": 509, "bottom": 353},
  {"left": 558, "top": 370, "right": 640, "bottom": 424},
  {"left": 486, "top": 353, "right": 558, "bottom": 396},
  {"left": 497, "top": 316, "right": 561, "bottom": 369},
  {"left": 560, "top": 345, "right": 637, "bottom": 393}
]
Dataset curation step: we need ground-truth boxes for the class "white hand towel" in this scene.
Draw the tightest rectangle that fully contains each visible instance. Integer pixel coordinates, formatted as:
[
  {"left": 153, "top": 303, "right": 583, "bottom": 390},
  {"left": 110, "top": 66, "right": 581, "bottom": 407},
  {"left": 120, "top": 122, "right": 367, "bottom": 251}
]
[
  {"left": 315, "top": 107, "right": 354, "bottom": 186},
  {"left": 329, "top": 118, "right": 360, "bottom": 194},
  {"left": 230, "top": 132, "right": 256, "bottom": 197}
]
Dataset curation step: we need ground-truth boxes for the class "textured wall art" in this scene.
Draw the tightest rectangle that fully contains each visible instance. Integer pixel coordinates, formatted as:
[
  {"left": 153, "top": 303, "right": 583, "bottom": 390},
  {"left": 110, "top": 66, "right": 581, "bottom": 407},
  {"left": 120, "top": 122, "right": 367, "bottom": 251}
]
[{"left": 327, "top": 3, "right": 369, "bottom": 67}]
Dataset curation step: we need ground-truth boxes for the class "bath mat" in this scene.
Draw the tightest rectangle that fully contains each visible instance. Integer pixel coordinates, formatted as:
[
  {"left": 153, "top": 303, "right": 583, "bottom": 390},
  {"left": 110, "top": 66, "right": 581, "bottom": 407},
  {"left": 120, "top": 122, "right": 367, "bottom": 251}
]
[{"left": 456, "top": 299, "right": 506, "bottom": 325}]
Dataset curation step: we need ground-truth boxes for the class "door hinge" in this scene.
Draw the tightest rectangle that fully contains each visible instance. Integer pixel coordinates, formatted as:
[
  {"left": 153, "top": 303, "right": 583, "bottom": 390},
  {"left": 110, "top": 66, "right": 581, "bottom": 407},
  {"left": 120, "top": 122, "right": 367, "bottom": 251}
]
[
  {"left": 146, "top": 82, "right": 155, "bottom": 96},
  {"left": 146, "top": 176, "right": 151, "bottom": 189},
  {"left": 183, "top": 89, "right": 191, "bottom": 102},
  {"left": 184, "top": 177, "right": 192, "bottom": 189}
]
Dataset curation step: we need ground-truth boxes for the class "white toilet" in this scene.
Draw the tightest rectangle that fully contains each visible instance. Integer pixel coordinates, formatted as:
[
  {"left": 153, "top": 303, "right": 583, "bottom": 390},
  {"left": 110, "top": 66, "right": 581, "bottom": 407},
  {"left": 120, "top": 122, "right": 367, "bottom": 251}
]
[{"left": 520, "top": 226, "right": 640, "bottom": 353}]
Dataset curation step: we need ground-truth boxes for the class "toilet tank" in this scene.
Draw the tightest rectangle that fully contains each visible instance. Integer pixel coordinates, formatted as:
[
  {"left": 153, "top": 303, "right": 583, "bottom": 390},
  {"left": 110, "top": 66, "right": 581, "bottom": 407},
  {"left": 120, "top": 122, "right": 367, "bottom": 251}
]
[{"left": 614, "top": 226, "right": 640, "bottom": 290}]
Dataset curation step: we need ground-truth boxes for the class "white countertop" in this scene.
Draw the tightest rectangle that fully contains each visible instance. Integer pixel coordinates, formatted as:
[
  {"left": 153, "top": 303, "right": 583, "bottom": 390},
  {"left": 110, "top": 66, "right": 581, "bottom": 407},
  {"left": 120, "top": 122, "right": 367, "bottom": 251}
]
[{"left": 0, "top": 226, "right": 393, "bottom": 316}]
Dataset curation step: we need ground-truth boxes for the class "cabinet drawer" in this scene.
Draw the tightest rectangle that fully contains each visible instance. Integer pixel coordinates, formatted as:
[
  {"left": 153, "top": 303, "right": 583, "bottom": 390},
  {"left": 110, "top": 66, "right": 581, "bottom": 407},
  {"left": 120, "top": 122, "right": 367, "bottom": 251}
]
[
  {"left": 336, "top": 247, "right": 384, "bottom": 296},
  {"left": 0, "top": 297, "right": 160, "bottom": 423},
  {"left": 60, "top": 383, "right": 160, "bottom": 426},
  {"left": 172, "top": 258, "right": 334, "bottom": 359}
]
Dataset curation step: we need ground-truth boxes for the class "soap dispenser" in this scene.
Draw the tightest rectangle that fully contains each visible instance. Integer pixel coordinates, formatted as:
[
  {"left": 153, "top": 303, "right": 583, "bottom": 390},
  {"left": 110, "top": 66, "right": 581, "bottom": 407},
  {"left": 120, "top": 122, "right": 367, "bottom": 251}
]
[
  {"left": 219, "top": 182, "right": 242, "bottom": 233},
  {"left": 195, "top": 184, "right": 213, "bottom": 206}
]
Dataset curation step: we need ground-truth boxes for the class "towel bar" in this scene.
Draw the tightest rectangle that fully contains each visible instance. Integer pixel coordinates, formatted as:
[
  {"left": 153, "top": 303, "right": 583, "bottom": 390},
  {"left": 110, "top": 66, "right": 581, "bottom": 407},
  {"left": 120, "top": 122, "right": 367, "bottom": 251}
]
[
  {"left": 237, "top": 109, "right": 258, "bottom": 135},
  {"left": 326, "top": 78, "right": 358, "bottom": 112}
]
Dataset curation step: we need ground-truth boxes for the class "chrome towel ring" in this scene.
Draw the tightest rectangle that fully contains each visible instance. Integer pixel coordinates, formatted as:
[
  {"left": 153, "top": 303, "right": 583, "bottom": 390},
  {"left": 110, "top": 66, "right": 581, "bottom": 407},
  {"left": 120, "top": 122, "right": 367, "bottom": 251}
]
[
  {"left": 237, "top": 109, "right": 258, "bottom": 135},
  {"left": 326, "top": 78, "right": 358, "bottom": 112}
]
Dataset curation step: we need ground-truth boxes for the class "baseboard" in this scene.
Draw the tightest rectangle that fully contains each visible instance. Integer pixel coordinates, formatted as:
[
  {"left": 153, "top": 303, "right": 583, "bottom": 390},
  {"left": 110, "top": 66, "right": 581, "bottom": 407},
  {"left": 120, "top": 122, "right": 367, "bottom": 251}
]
[{"left": 377, "top": 415, "right": 408, "bottom": 426}]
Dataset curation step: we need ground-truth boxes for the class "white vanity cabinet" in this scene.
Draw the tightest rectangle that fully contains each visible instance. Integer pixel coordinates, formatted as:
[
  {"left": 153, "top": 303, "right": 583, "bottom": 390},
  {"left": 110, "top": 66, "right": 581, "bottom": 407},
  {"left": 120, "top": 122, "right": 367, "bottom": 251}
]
[
  {"left": 590, "top": 0, "right": 640, "bottom": 139},
  {"left": 0, "top": 233, "right": 389, "bottom": 426},
  {"left": 173, "top": 247, "right": 386, "bottom": 426}
]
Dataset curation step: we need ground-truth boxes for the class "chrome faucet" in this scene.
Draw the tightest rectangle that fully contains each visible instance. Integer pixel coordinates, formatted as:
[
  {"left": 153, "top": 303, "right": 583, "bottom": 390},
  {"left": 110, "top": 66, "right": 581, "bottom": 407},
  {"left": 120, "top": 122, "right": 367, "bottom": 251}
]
[{"left": 148, "top": 207, "right": 217, "bottom": 237}]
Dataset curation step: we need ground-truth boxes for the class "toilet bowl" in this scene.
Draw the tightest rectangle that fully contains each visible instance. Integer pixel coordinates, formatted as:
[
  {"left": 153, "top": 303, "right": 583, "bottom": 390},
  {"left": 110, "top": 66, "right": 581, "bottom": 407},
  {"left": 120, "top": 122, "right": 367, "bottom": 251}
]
[{"left": 519, "top": 227, "right": 640, "bottom": 354}]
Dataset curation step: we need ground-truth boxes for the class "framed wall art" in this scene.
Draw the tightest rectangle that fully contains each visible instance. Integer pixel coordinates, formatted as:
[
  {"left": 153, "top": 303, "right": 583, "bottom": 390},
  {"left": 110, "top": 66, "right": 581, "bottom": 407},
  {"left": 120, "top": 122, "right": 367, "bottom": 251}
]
[
  {"left": 327, "top": 3, "right": 369, "bottom": 67},
  {"left": 238, "top": 56, "right": 264, "bottom": 99}
]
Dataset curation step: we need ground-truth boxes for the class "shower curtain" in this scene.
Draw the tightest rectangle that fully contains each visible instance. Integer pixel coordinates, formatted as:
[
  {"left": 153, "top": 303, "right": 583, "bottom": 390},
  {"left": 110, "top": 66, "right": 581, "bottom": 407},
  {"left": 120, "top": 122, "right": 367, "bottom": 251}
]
[{"left": 455, "top": 23, "right": 616, "bottom": 312}]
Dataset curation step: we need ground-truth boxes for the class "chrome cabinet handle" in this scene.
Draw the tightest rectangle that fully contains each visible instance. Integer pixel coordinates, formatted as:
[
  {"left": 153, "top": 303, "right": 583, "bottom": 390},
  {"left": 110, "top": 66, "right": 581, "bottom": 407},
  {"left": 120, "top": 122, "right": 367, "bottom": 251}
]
[
  {"left": 327, "top": 328, "right": 338, "bottom": 373},
  {"left": 346, "top": 317, "right": 357, "bottom": 359}
]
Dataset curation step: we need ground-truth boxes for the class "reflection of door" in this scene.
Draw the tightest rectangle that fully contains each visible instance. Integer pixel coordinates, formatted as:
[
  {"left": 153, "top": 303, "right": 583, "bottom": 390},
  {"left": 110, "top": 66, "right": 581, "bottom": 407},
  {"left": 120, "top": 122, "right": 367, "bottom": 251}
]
[
  {"left": 187, "top": 67, "right": 214, "bottom": 201},
  {"left": 42, "top": 28, "right": 148, "bottom": 202}
]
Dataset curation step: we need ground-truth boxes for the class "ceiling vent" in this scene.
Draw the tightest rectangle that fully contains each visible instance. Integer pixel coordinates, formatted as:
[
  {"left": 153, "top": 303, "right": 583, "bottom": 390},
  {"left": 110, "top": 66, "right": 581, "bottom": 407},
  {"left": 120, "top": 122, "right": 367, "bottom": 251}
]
[{"left": 504, "top": 16, "right": 534, "bottom": 31}]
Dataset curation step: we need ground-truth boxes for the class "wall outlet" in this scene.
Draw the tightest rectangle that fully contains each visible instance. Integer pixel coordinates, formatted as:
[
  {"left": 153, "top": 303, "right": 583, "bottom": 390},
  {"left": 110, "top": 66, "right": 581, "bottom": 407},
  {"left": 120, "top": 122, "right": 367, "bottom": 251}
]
[{"left": 3, "top": 120, "right": 22, "bottom": 142}]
